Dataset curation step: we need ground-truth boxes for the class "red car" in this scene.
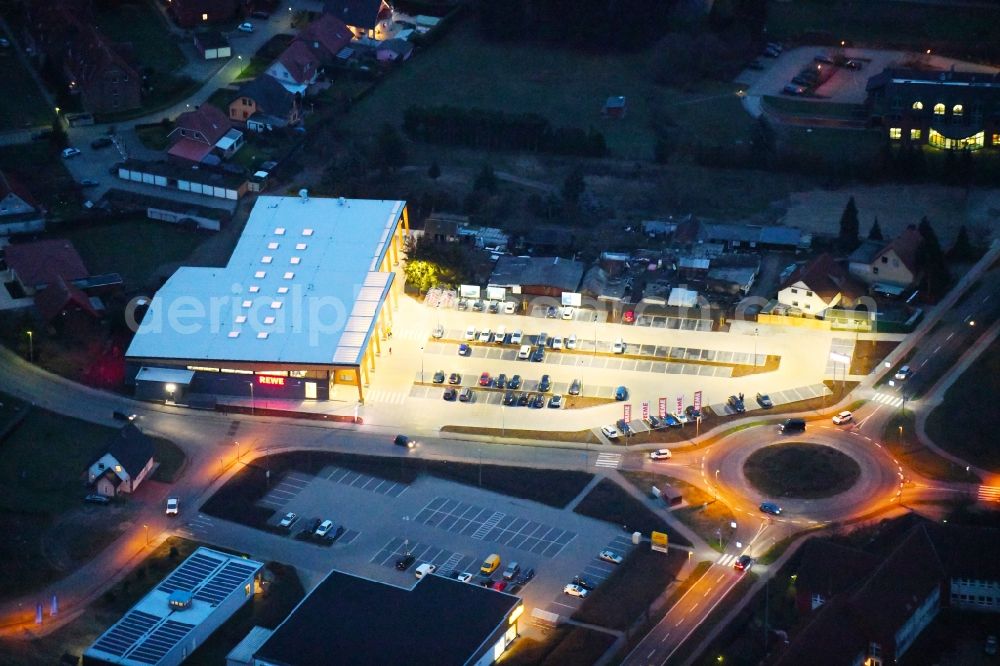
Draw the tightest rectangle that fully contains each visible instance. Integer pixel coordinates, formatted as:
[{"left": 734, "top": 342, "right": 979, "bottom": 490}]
[
  {"left": 623, "top": 310, "right": 635, "bottom": 324},
  {"left": 479, "top": 372, "right": 492, "bottom": 387},
  {"left": 490, "top": 580, "right": 508, "bottom": 591}
]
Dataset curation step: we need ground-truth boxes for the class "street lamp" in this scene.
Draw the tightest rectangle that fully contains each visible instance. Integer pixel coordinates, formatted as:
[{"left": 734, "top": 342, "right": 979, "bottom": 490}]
[
  {"left": 753, "top": 328, "right": 759, "bottom": 367},
  {"left": 593, "top": 314, "right": 599, "bottom": 356},
  {"left": 26, "top": 330, "right": 33, "bottom": 363},
  {"left": 143, "top": 524, "right": 149, "bottom": 546},
  {"left": 420, "top": 345, "right": 424, "bottom": 383},
  {"left": 165, "top": 383, "right": 176, "bottom": 404},
  {"left": 248, "top": 381, "right": 255, "bottom": 416},
  {"left": 234, "top": 440, "right": 241, "bottom": 462}
]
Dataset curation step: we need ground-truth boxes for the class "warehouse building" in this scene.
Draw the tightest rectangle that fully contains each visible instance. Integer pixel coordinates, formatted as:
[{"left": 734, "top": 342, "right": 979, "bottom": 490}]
[
  {"left": 83, "top": 547, "right": 264, "bottom": 666},
  {"left": 125, "top": 194, "right": 410, "bottom": 403}
]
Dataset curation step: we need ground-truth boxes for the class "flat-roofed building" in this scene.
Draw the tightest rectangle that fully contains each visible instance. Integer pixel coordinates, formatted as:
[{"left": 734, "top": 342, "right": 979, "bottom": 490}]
[{"left": 125, "top": 194, "right": 410, "bottom": 403}]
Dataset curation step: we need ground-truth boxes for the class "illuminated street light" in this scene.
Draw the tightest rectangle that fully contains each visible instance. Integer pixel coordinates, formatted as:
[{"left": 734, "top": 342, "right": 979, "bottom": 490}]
[
  {"left": 143, "top": 524, "right": 149, "bottom": 546},
  {"left": 26, "top": 330, "right": 33, "bottom": 363},
  {"left": 165, "top": 383, "right": 176, "bottom": 403}
]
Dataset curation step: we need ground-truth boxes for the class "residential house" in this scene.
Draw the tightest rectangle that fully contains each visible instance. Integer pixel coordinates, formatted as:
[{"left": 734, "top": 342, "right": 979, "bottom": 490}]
[
  {"left": 0, "top": 170, "right": 45, "bottom": 235},
  {"left": 5, "top": 239, "right": 89, "bottom": 297},
  {"left": 376, "top": 38, "right": 413, "bottom": 62},
  {"left": 167, "top": 104, "right": 239, "bottom": 164},
  {"left": 230, "top": 76, "right": 302, "bottom": 131},
  {"left": 193, "top": 31, "right": 231, "bottom": 60},
  {"left": 603, "top": 96, "right": 627, "bottom": 118},
  {"left": 27, "top": 3, "right": 141, "bottom": 114},
  {"left": 266, "top": 40, "right": 322, "bottom": 93},
  {"left": 295, "top": 13, "right": 353, "bottom": 64},
  {"left": 324, "top": 0, "right": 392, "bottom": 39},
  {"left": 777, "top": 253, "right": 865, "bottom": 315},
  {"left": 848, "top": 227, "right": 923, "bottom": 292},
  {"left": 168, "top": 0, "right": 241, "bottom": 28},
  {"left": 489, "top": 256, "right": 584, "bottom": 298},
  {"left": 87, "top": 423, "right": 156, "bottom": 496},
  {"left": 672, "top": 218, "right": 809, "bottom": 252},
  {"left": 866, "top": 67, "right": 1000, "bottom": 151},
  {"left": 773, "top": 521, "right": 1000, "bottom": 666}
]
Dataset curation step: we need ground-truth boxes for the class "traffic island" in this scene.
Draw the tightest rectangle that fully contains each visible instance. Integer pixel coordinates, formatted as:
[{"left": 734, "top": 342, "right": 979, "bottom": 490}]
[{"left": 744, "top": 443, "right": 861, "bottom": 500}]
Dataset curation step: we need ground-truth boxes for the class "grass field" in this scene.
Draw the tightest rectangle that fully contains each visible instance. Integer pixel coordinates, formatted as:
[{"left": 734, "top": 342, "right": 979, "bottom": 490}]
[
  {"left": 504, "top": 625, "right": 617, "bottom": 666},
  {"left": 94, "top": 1, "right": 184, "bottom": 75},
  {"left": 744, "top": 443, "right": 861, "bottom": 500},
  {"left": 925, "top": 338, "right": 1000, "bottom": 471},
  {"left": 573, "top": 478, "right": 691, "bottom": 547},
  {"left": 55, "top": 217, "right": 207, "bottom": 290},
  {"left": 885, "top": 410, "right": 981, "bottom": 483},
  {"left": 762, "top": 95, "right": 865, "bottom": 120},
  {"left": 342, "top": 19, "right": 755, "bottom": 160},
  {"left": 766, "top": 0, "right": 1000, "bottom": 48},
  {"left": 0, "top": 51, "right": 51, "bottom": 131}
]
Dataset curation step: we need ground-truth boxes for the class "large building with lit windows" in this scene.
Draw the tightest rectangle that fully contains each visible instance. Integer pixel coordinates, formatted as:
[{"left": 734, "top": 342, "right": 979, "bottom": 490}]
[
  {"left": 124, "top": 194, "right": 410, "bottom": 404},
  {"left": 866, "top": 67, "right": 1000, "bottom": 150}
]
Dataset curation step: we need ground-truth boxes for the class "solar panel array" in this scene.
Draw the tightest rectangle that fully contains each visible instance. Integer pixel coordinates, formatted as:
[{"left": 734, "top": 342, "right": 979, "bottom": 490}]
[
  {"left": 91, "top": 610, "right": 159, "bottom": 658},
  {"left": 128, "top": 619, "right": 194, "bottom": 665},
  {"left": 158, "top": 551, "right": 224, "bottom": 596},
  {"left": 195, "top": 560, "right": 259, "bottom": 606}
]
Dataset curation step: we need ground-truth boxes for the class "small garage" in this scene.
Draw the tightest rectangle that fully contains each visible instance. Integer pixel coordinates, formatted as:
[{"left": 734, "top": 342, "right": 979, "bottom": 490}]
[{"left": 194, "top": 31, "right": 232, "bottom": 60}]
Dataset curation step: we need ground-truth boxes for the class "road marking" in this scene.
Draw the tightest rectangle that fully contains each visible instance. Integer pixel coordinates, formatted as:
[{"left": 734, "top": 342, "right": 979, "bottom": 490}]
[
  {"left": 984, "top": 294, "right": 991, "bottom": 303},
  {"left": 920, "top": 359, "right": 928, "bottom": 367},
  {"left": 933, "top": 345, "right": 941, "bottom": 354},
  {"left": 675, "top": 618, "right": 686, "bottom": 626},
  {"left": 946, "top": 333, "right": 955, "bottom": 341},
  {"left": 648, "top": 650, "right": 657, "bottom": 659},
  {"left": 595, "top": 453, "right": 622, "bottom": 469},
  {"left": 660, "top": 635, "right": 669, "bottom": 644}
]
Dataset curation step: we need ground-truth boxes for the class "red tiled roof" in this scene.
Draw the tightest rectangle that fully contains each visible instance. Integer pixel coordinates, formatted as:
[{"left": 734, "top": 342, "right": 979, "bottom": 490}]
[
  {"left": 0, "top": 170, "right": 39, "bottom": 211},
  {"left": 35, "top": 277, "right": 99, "bottom": 323},
  {"left": 172, "top": 104, "right": 231, "bottom": 145},
  {"left": 168, "top": 137, "right": 216, "bottom": 163},
  {"left": 295, "top": 13, "right": 353, "bottom": 60},
  {"left": 781, "top": 253, "right": 865, "bottom": 302},
  {"left": 274, "top": 40, "right": 321, "bottom": 85},
  {"left": 5, "top": 239, "right": 89, "bottom": 290}
]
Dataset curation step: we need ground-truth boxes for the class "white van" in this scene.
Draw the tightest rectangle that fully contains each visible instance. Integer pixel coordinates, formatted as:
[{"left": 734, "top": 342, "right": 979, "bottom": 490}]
[
  {"left": 518, "top": 345, "right": 532, "bottom": 359},
  {"left": 414, "top": 563, "right": 436, "bottom": 579}
]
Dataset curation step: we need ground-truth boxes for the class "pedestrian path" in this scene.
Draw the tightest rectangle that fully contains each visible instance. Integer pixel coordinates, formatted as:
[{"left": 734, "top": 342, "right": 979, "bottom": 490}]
[
  {"left": 871, "top": 391, "right": 905, "bottom": 407},
  {"left": 716, "top": 553, "right": 738, "bottom": 567},
  {"left": 595, "top": 453, "right": 621, "bottom": 469},
  {"left": 365, "top": 388, "right": 408, "bottom": 405}
]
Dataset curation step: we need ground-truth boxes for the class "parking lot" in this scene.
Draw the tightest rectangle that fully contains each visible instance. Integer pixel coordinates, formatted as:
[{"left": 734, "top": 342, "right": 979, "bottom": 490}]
[
  {"left": 544, "top": 533, "right": 635, "bottom": 617},
  {"left": 707, "top": 382, "right": 832, "bottom": 415}
]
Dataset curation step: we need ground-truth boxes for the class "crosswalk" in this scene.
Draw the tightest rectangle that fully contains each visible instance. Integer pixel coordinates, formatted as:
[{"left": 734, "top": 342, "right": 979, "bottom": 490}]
[
  {"left": 365, "top": 389, "right": 408, "bottom": 405},
  {"left": 978, "top": 486, "right": 1000, "bottom": 502},
  {"left": 595, "top": 453, "right": 622, "bottom": 469},
  {"left": 871, "top": 392, "right": 905, "bottom": 407},
  {"left": 716, "top": 553, "right": 738, "bottom": 567}
]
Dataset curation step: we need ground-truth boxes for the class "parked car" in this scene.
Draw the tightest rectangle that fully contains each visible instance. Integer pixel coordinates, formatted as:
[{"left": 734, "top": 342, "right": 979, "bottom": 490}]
[
  {"left": 503, "top": 390, "right": 516, "bottom": 406},
  {"left": 531, "top": 346, "right": 545, "bottom": 362},
  {"left": 458, "top": 299, "right": 469, "bottom": 311},
  {"left": 568, "top": 379, "right": 581, "bottom": 395},
  {"left": 456, "top": 572, "right": 474, "bottom": 583},
  {"left": 414, "top": 563, "right": 436, "bottom": 579},
  {"left": 572, "top": 576, "right": 594, "bottom": 591},
  {"left": 85, "top": 493, "right": 110, "bottom": 505},
  {"left": 516, "top": 392, "right": 530, "bottom": 407},
  {"left": 561, "top": 306, "right": 574, "bottom": 320},
  {"left": 551, "top": 336, "right": 563, "bottom": 350},
  {"left": 459, "top": 387, "right": 474, "bottom": 402},
  {"left": 566, "top": 334, "right": 577, "bottom": 350},
  {"left": 536, "top": 332, "right": 549, "bottom": 347},
  {"left": 488, "top": 301, "right": 500, "bottom": 314},
  {"left": 432, "top": 370, "right": 446, "bottom": 384},
  {"left": 502, "top": 561, "right": 521, "bottom": 580},
  {"left": 479, "top": 372, "right": 492, "bottom": 387},
  {"left": 612, "top": 338, "right": 626, "bottom": 354},
  {"left": 546, "top": 306, "right": 558, "bottom": 318},
  {"left": 458, "top": 344, "right": 471, "bottom": 357},
  {"left": 465, "top": 326, "right": 476, "bottom": 341},
  {"left": 511, "top": 330, "right": 523, "bottom": 345},
  {"left": 495, "top": 373, "right": 507, "bottom": 389},
  {"left": 734, "top": 555, "right": 754, "bottom": 572},
  {"left": 508, "top": 374, "right": 522, "bottom": 389},
  {"left": 727, "top": 395, "right": 746, "bottom": 413},
  {"left": 528, "top": 393, "right": 545, "bottom": 409},
  {"left": 759, "top": 502, "right": 783, "bottom": 516},
  {"left": 616, "top": 419, "right": 633, "bottom": 436},
  {"left": 649, "top": 449, "right": 672, "bottom": 461},
  {"left": 443, "top": 387, "right": 458, "bottom": 401},
  {"left": 662, "top": 414, "right": 682, "bottom": 428},
  {"left": 279, "top": 512, "right": 298, "bottom": 528},
  {"left": 481, "top": 554, "right": 501, "bottom": 574},
  {"left": 315, "top": 520, "right": 334, "bottom": 537},
  {"left": 478, "top": 329, "right": 492, "bottom": 343},
  {"left": 112, "top": 410, "right": 136, "bottom": 421},
  {"left": 165, "top": 498, "right": 178, "bottom": 515},
  {"left": 494, "top": 327, "right": 506, "bottom": 343},
  {"left": 538, "top": 375, "right": 551, "bottom": 392},
  {"left": 518, "top": 345, "right": 532, "bottom": 360},
  {"left": 236, "top": 22, "right": 254, "bottom": 32},
  {"left": 599, "top": 550, "right": 623, "bottom": 564},
  {"left": 623, "top": 310, "right": 635, "bottom": 324},
  {"left": 448, "top": 372, "right": 462, "bottom": 385},
  {"left": 615, "top": 386, "right": 628, "bottom": 401},
  {"left": 396, "top": 553, "right": 416, "bottom": 570},
  {"left": 601, "top": 425, "right": 620, "bottom": 439},
  {"left": 432, "top": 325, "right": 444, "bottom": 339},
  {"left": 394, "top": 434, "right": 416, "bottom": 448},
  {"left": 832, "top": 411, "right": 853, "bottom": 425},
  {"left": 756, "top": 393, "right": 773, "bottom": 408},
  {"left": 548, "top": 395, "right": 563, "bottom": 408},
  {"left": 503, "top": 302, "right": 516, "bottom": 314},
  {"left": 61, "top": 147, "right": 82, "bottom": 158},
  {"left": 563, "top": 583, "right": 588, "bottom": 598},
  {"left": 490, "top": 580, "right": 508, "bottom": 591},
  {"left": 894, "top": 365, "right": 912, "bottom": 380}
]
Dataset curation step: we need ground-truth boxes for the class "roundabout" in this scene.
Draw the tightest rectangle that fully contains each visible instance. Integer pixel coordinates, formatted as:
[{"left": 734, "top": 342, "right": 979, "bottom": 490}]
[
  {"left": 743, "top": 442, "right": 861, "bottom": 500},
  {"left": 702, "top": 423, "right": 904, "bottom": 526}
]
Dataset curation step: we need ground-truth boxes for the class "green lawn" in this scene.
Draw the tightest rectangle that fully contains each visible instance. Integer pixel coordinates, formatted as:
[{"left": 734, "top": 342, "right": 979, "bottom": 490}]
[
  {"left": 762, "top": 95, "right": 865, "bottom": 120},
  {"left": 573, "top": 478, "right": 691, "bottom": 547},
  {"left": 94, "top": 1, "right": 184, "bottom": 75},
  {"left": 0, "top": 142, "right": 81, "bottom": 219},
  {"left": 0, "top": 51, "right": 51, "bottom": 130},
  {"left": 55, "top": 217, "right": 207, "bottom": 290},
  {"left": 0, "top": 404, "right": 117, "bottom": 514},
  {"left": 766, "top": 0, "right": 1000, "bottom": 48},
  {"left": 744, "top": 443, "right": 861, "bottom": 500},
  {"left": 343, "top": 18, "right": 755, "bottom": 159},
  {"left": 885, "top": 410, "right": 981, "bottom": 484},
  {"left": 925, "top": 339, "right": 1000, "bottom": 471}
]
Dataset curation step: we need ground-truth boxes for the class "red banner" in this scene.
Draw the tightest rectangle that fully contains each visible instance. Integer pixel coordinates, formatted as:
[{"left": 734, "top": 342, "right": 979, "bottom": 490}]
[
  {"left": 694, "top": 390, "right": 702, "bottom": 412},
  {"left": 624, "top": 404, "right": 632, "bottom": 422},
  {"left": 658, "top": 397, "right": 667, "bottom": 418},
  {"left": 641, "top": 401, "right": 649, "bottom": 420},
  {"left": 676, "top": 396, "right": 683, "bottom": 414}
]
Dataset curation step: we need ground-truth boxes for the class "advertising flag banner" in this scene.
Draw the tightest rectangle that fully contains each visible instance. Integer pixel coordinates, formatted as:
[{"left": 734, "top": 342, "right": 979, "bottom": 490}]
[
  {"left": 676, "top": 396, "right": 683, "bottom": 414},
  {"left": 658, "top": 397, "right": 667, "bottom": 418},
  {"left": 642, "top": 401, "right": 649, "bottom": 420},
  {"left": 694, "top": 390, "right": 703, "bottom": 412},
  {"left": 624, "top": 404, "right": 632, "bottom": 422}
]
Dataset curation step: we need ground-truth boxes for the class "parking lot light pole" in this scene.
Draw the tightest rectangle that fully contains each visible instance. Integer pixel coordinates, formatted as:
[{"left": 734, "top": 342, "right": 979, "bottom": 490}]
[
  {"left": 26, "top": 330, "right": 33, "bottom": 363},
  {"left": 753, "top": 328, "right": 759, "bottom": 367},
  {"left": 143, "top": 524, "right": 149, "bottom": 547},
  {"left": 420, "top": 346, "right": 424, "bottom": 383}
]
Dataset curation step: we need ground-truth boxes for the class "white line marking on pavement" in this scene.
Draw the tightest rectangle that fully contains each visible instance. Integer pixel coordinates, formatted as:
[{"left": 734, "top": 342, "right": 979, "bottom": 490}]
[
  {"left": 934, "top": 345, "right": 941, "bottom": 353},
  {"left": 946, "top": 333, "right": 955, "bottom": 341}
]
